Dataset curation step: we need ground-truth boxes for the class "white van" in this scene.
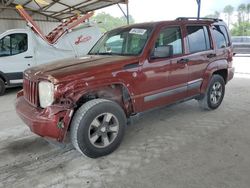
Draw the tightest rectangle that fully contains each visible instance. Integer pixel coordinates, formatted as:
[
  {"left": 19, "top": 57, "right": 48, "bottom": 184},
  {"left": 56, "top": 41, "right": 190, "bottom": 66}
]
[{"left": 0, "top": 6, "right": 102, "bottom": 96}]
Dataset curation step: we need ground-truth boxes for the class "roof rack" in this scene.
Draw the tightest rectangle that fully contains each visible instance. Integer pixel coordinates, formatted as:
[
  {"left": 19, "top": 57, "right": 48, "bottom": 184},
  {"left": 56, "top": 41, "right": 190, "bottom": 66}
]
[{"left": 176, "top": 17, "right": 223, "bottom": 22}]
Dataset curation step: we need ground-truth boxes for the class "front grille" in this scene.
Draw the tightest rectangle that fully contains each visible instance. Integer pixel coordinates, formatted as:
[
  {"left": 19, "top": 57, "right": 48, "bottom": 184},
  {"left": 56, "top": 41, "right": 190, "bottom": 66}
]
[{"left": 23, "top": 78, "right": 39, "bottom": 106}]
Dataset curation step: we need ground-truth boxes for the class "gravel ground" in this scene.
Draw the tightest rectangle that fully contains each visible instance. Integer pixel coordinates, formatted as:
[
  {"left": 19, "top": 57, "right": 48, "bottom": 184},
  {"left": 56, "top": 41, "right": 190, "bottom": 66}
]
[{"left": 0, "top": 56, "right": 250, "bottom": 188}]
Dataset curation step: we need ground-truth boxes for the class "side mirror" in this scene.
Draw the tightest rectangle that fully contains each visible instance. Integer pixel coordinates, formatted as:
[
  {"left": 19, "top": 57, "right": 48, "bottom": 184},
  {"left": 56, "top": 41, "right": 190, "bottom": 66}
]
[{"left": 152, "top": 45, "right": 173, "bottom": 59}]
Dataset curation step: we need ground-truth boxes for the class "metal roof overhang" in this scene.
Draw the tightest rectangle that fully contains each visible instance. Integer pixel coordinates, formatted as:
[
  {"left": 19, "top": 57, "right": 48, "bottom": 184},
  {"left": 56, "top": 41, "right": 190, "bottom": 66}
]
[{"left": 0, "top": 0, "right": 128, "bottom": 22}]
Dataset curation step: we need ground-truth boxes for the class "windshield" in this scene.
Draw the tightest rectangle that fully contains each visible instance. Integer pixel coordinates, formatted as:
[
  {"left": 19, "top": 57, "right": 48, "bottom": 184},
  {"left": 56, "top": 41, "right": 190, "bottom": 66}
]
[{"left": 89, "top": 27, "right": 152, "bottom": 56}]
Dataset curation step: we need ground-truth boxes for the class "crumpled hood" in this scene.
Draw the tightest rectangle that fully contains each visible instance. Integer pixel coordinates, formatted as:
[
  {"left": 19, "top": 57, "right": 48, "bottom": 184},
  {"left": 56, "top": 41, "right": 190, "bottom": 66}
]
[{"left": 26, "top": 55, "right": 139, "bottom": 84}]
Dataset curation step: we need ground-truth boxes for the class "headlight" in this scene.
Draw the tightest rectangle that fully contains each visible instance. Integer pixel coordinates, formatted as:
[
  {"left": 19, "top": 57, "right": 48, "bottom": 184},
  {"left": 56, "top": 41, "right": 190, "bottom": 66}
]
[{"left": 39, "top": 81, "right": 54, "bottom": 108}]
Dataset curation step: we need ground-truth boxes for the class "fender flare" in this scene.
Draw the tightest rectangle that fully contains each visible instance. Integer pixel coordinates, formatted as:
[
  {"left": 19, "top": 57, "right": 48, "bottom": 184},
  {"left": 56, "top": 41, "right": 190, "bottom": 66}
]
[{"left": 200, "top": 59, "right": 228, "bottom": 94}]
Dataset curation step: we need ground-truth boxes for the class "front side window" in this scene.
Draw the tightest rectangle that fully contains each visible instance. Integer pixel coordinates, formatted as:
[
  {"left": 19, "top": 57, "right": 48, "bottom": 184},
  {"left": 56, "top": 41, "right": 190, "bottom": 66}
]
[
  {"left": 187, "top": 26, "right": 211, "bottom": 53},
  {"left": 0, "top": 36, "right": 11, "bottom": 57},
  {"left": 0, "top": 33, "right": 28, "bottom": 57},
  {"left": 154, "top": 26, "right": 183, "bottom": 56},
  {"left": 213, "top": 25, "right": 229, "bottom": 48},
  {"left": 11, "top": 34, "right": 28, "bottom": 55},
  {"left": 89, "top": 27, "right": 152, "bottom": 56}
]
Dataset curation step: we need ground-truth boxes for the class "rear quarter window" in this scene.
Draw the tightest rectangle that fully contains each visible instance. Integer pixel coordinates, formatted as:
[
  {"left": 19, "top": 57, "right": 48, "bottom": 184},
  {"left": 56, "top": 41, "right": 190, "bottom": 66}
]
[{"left": 212, "top": 25, "right": 230, "bottom": 48}]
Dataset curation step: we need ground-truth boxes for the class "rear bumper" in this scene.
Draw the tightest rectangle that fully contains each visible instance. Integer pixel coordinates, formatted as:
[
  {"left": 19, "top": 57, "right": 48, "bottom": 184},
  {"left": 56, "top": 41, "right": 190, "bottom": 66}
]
[
  {"left": 227, "top": 67, "right": 235, "bottom": 82},
  {"left": 16, "top": 93, "right": 73, "bottom": 142}
]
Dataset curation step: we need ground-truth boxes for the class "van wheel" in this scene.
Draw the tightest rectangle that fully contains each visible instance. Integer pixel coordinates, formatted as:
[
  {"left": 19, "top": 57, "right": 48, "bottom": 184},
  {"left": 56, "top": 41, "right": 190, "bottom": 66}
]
[
  {"left": 70, "top": 99, "right": 127, "bottom": 158},
  {"left": 199, "top": 75, "right": 225, "bottom": 110},
  {"left": 0, "top": 78, "right": 6, "bottom": 96}
]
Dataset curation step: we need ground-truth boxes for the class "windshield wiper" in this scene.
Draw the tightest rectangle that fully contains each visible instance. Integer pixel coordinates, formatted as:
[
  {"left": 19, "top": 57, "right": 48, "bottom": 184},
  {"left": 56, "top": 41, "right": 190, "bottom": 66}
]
[
  {"left": 97, "top": 52, "right": 113, "bottom": 55},
  {"left": 89, "top": 52, "right": 137, "bottom": 56},
  {"left": 118, "top": 53, "right": 137, "bottom": 56},
  {"left": 89, "top": 52, "right": 116, "bottom": 55}
]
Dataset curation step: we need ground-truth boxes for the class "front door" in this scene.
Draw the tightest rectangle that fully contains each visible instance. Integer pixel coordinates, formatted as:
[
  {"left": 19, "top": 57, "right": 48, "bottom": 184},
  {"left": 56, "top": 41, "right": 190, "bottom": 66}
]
[
  {"left": 139, "top": 26, "right": 189, "bottom": 111},
  {"left": 0, "top": 32, "right": 33, "bottom": 85}
]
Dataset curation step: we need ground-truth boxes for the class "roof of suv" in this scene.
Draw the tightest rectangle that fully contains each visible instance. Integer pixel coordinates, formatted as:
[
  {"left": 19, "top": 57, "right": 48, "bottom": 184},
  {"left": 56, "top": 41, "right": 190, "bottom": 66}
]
[{"left": 113, "top": 18, "right": 226, "bottom": 31}]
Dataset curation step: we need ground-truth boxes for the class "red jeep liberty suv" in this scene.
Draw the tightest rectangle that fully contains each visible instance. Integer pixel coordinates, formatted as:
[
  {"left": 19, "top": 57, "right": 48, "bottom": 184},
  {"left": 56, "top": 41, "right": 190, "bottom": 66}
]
[{"left": 16, "top": 18, "right": 235, "bottom": 158}]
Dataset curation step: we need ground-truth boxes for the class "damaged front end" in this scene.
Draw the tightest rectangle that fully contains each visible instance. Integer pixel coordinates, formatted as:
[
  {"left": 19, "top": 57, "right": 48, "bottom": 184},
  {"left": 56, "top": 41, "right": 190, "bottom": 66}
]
[
  {"left": 16, "top": 72, "right": 75, "bottom": 142},
  {"left": 16, "top": 90, "right": 74, "bottom": 142}
]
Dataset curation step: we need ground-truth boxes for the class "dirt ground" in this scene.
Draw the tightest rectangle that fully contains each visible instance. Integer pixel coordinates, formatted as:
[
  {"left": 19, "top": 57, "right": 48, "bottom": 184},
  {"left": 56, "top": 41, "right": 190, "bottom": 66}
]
[{"left": 0, "top": 56, "right": 250, "bottom": 188}]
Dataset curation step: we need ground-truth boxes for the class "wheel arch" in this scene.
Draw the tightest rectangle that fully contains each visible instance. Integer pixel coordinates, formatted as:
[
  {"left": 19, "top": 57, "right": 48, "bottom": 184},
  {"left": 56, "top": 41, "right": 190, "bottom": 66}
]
[
  {"left": 0, "top": 71, "right": 9, "bottom": 85},
  {"left": 200, "top": 59, "right": 228, "bottom": 94},
  {"left": 212, "top": 69, "right": 228, "bottom": 83},
  {"left": 73, "top": 82, "right": 135, "bottom": 117}
]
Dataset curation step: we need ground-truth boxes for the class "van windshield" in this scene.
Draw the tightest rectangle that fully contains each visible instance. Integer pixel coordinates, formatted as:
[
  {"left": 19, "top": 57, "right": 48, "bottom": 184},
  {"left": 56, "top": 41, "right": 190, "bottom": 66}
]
[{"left": 89, "top": 27, "right": 152, "bottom": 56}]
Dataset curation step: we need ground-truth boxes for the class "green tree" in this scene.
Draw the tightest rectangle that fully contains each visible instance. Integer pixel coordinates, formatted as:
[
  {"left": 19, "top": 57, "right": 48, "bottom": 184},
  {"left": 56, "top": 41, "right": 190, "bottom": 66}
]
[
  {"left": 91, "top": 12, "right": 135, "bottom": 33},
  {"left": 205, "top": 11, "right": 220, "bottom": 18},
  {"left": 231, "top": 21, "right": 250, "bottom": 36},
  {"left": 223, "top": 5, "right": 234, "bottom": 29},
  {"left": 237, "top": 4, "right": 246, "bottom": 23},
  {"left": 214, "top": 11, "right": 220, "bottom": 18},
  {"left": 247, "top": 3, "right": 250, "bottom": 22}
]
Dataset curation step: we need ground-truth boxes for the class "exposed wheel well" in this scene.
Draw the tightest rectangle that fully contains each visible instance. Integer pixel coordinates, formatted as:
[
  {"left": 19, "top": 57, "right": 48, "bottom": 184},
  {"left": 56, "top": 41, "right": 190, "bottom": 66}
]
[
  {"left": 75, "top": 84, "right": 133, "bottom": 116},
  {"left": 213, "top": 69, "right": 227, "bottom": 83}
]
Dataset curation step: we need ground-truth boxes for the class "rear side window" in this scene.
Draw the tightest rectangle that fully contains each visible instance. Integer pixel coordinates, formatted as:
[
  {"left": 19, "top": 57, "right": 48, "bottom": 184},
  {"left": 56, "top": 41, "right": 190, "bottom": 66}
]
[
  {"left": 212, "top": 25, "right": 230, "bottom": 48},
  {"left": 187, "top": 26, "right": 211, "bottom": 53}
]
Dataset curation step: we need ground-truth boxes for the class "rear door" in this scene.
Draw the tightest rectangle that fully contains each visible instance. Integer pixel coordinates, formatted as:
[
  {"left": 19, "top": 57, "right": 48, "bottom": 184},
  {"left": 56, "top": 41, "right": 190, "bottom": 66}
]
[{"left": 184, "top": 25, "right": 214, "bottom": 97}]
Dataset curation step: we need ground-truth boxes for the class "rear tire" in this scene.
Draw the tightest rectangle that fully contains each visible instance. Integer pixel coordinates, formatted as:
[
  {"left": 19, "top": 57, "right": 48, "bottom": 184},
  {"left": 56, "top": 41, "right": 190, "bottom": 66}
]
[
  {"left": 70, "top": 99, "right": 127, "bottom": 158},
  {"left": 0, "top": 78, "right": 6, "bottom": 96},
  {"left": 198, "top": 75, "right": 225, "bottom": 110}
]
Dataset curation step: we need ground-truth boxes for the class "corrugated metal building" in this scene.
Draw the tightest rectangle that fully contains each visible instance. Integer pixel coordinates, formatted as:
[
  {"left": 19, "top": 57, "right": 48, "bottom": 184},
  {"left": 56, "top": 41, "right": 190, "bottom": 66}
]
[
  {"left": 0, "top": 0, "right": 128, "bottom": 35},
  {"left": 0, "top": 10, "right": 59, "bottom": 34}
]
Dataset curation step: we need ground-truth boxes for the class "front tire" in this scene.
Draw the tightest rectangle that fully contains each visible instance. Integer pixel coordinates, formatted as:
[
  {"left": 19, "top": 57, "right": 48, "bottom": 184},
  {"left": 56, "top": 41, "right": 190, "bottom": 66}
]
[
  {"left": 70, "top": 99, "right": 127, "bottom": 158},
  {"left": 199, "top": 75, "right": 225, "bottom": 110},
  {"left": 0, "top": 78, "right": 6, "bottom": 96}
]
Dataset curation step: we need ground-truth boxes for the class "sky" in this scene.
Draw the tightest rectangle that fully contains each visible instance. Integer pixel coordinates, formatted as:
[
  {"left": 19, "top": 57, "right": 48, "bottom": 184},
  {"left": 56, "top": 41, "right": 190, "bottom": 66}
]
[{"left": 97, "top": 0, "right": 250, "bottom": 22}]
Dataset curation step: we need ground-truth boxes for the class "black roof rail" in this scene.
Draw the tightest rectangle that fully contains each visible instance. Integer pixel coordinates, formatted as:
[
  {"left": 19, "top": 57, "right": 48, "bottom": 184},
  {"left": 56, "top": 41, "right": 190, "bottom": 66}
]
[{"left": 176, "top": 17, "right": 223, "bottom": 22}]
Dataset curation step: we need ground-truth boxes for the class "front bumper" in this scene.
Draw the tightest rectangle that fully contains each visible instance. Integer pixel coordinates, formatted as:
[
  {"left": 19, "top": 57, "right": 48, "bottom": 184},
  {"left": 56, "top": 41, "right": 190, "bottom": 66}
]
[{"left": 16, "top": 93, "right": 73, "bottom": 142}]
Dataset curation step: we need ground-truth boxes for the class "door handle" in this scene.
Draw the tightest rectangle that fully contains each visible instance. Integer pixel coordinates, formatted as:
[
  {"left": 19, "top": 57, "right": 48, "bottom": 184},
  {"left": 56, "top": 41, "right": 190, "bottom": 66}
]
[
  {"left": 177, "top": 58, "right": 189, "bottom": 64},
  {"left": 207, "top": 54, "right": 216, "bottom": 58},
  {"left": 24, "top": 56, "right": 33, "bottom": 59}
]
